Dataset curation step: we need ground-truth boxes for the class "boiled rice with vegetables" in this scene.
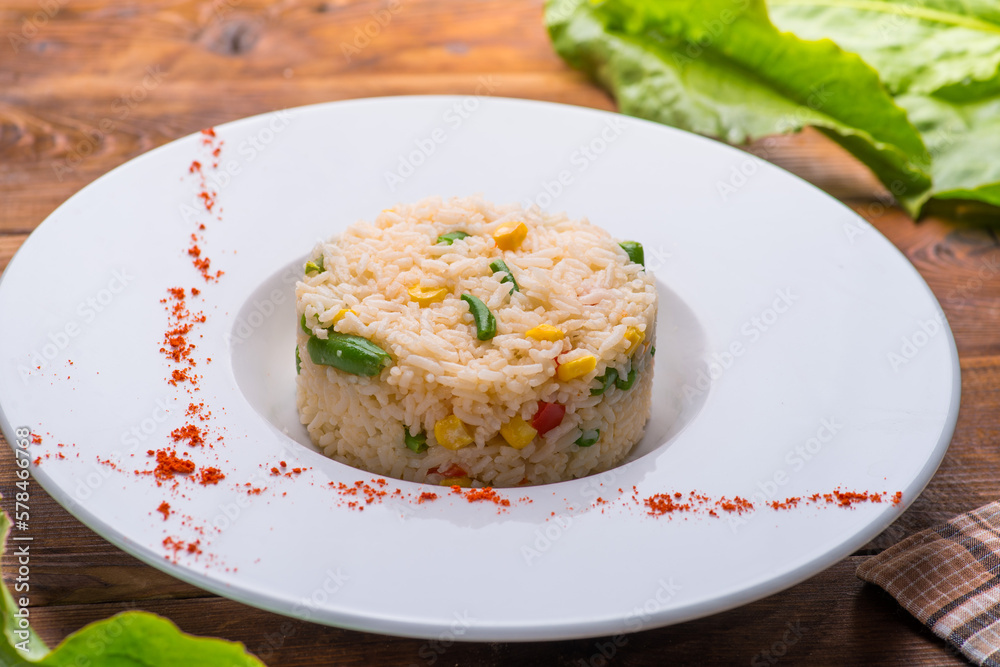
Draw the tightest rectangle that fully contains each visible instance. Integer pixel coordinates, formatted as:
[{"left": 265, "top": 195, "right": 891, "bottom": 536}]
[{"left": 295, "top": 195, "right": 656, "bottom": 487}]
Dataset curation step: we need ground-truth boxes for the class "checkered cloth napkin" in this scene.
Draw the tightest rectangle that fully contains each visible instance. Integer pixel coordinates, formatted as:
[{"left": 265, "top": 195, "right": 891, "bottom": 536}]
[{"left": 858, "top": 504, "right": 1000, "bottom": 666}]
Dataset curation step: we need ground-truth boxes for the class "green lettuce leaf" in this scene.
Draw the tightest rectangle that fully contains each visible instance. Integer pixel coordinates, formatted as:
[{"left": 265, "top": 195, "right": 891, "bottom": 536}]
[
  {"left": 546, "top": 0, "right": 932, "bottom": 203},
  {"left": 768, "top": 0, "right": 1000, "bottom": 215},
  {"left": 0, "top": 510, "right": 266, "bottom": 666}
]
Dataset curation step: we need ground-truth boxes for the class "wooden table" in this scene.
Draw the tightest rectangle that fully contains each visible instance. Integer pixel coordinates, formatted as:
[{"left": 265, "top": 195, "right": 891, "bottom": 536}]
[{"left": 1, "top": 1, "right": 997, "bottom": 664}]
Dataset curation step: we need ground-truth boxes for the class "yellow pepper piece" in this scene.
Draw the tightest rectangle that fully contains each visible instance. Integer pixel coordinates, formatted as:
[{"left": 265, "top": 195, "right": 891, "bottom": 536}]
[
  {"left": 408, "top": 285, "right": 448, "bottom": 307},
  {"left": 557, "top": 353, "right": 597, "bottom": 382},
  {"left": 493, "top": 221, "right": 528, "bottom": 251},
  {"left": 499, "top": 416, "right": 538, "bottom": 449},
  {"left": 440, "top": 476, "right": 472, "bottom": 487},
  {"left": 331, "top": 309, "right": 356, "bottom": 325},
  {"left": 434, "top": 415, "right": 474, "bottom": 450},
  {"left": 525, "top": 324, "right": 564, "bottom": 342},
  {"left": 624, "top": 327, "right": 645, "bottom": 356}
]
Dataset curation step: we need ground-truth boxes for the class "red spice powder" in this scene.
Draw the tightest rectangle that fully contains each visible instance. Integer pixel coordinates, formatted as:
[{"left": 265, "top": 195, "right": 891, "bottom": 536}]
[
  {"left": 640, "top": 488, "right": 902, "bottom": 518},
  {"left": 163, "top": 537, "right": 202, "bottom": 559},
  {"left": 170, "top": 424, "right": 205, "bottom": 447},
  {"left": 417, "top": 492, "right": 438, "bottom": 504},
  {"left": 169, "top": 369, "right": 191, "bottom": 386},
  {"left": 462, "top": 487, "right": 511, "bottom": 507},
  {"left": 157, "top": 502, "right": 171, "bottom": 520},
  {"left": 152, "top": 449, "right": 195, "bottom": 481},
  {"left": 197, "top": 467, "right": 225, "bottom": 485},
  {"left": 30, "top": 433, "right": 42, "bottom": 445}
]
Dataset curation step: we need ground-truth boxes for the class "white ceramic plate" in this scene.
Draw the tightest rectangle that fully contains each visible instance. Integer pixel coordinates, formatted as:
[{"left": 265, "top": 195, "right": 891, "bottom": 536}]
[{"left": 0, "top": 97, "right": 959, "bottom": 641}]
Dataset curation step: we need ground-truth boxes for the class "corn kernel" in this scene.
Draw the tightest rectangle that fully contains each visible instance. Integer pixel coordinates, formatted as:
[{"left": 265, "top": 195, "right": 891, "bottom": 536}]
[
  {"left": 624, "top": 327, "right": 645, "bottom": 356},
  {"left": 499, "top": 416, "right": 538, "bottom": 449},
  {"left": 493, "top": 221, "right": 528, "bottom": 251},
  {"left": 331, "top": 309, "right": 356, "bottom": 326},
  {"left": 440, "top": 477, "right": 472, "bottom": 487},
  {"left": 434, "top": 415, "right": 474, "bottom": 450},
  {"left": 557, "top": 353, "right": 598, "bottom": 382},
  {"left": 408, "top": 285, "right": 448, "bottom": 307},
  {"left": 525, "top": 324, "right": 564, "bottom": 341}
]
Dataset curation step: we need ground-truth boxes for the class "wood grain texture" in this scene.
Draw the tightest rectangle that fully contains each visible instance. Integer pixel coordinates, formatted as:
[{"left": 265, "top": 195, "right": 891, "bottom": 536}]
[{"left": 1, "top": 0, "right": 999, "bottom": 664}]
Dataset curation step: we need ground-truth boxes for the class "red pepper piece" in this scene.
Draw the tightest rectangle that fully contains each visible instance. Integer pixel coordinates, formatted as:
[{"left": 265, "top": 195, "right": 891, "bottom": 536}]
[{"left": 531, "top": 401, "right": 566, "bottom": 436}]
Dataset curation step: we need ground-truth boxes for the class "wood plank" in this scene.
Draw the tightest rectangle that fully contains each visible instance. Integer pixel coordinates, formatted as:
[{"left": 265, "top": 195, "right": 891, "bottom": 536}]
[
  {"left": 0, "top": 72, "right": 613, "bottom": 233},
  {"left": 3, "top": 0, "right": 564, "bottom": 78},
  {"left": 19, "top": 557, "right": 962, "bottom": 666}
]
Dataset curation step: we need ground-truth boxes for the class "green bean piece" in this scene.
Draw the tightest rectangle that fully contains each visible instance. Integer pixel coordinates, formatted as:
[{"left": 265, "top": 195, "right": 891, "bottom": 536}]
[
  {"left": 619, "top": 241, "right": 645, "bottom": 267},
  {"left": 489, "top": 259, "right": 520, "bottom": 293},
  {"left": 404, "top": 428, "right": 428, "bottom": 454},
  {"left": 304, "top": 256, "right": 325, "bottom": 274},
  {"left": 437, "top": 231, "right": 470, "bottom": 245},
  {"left": 651, "top": 346, "right": 656, "bottom": 357},
  {"left": 306, "top": 333, "right": 392, "bottom": 376},
  {"left": 616, "top": 367, "right": 638, "bottom": 391},
  {"left": 295, "top": 346, "right": 302, "bottom": 374},
  {"left": 590, "top": 368, "right": 619, "bottom": 396},
  {"left": 300, "top": 314, "right": 311, "bottom": 334},
  {"left": 575, "top": 429, "right": 600, "bottom": 448},
  {"left": 461, "top": 293, "right": 497, "bottom": 341}
]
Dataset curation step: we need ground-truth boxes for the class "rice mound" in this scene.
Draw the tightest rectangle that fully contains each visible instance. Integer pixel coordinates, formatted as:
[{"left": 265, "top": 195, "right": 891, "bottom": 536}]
[{"left": 295, "top": 195, "right": 656, "bottom": 487}]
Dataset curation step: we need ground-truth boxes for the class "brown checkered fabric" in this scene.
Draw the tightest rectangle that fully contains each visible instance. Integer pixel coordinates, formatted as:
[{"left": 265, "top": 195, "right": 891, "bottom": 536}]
[{"left": 858, "top": 504, "right": 1000, "bottom": 666}]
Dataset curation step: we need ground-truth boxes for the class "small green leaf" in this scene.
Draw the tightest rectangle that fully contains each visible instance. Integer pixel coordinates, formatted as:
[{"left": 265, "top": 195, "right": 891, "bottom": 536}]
[
  {"left": 619, "top": 241, "right": 644, "bottom": 267},
  {"left": 615, "top": 367, "right": 638, "bottom": 391},
  {"left": 404, "top": 428, "right": 428, "bottom": 453},
  {"left": 575, "top": 429, "right": 601, "bottom": 447},
  {"left": 437, "top": 231, "right": 470, "bottom": 245},
  {"left": 591, "top": 368, "right": 619, "bottom": 396},
  {"left": 305, "top": 256, "right": 324, "bottom": 274}
]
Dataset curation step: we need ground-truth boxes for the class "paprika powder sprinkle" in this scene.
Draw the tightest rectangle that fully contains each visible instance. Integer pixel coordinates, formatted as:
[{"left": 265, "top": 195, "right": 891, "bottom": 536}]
[
  {"left": 197, "top": 467, "right": 225, "bottom": 486},
  {"left": 170, "top": 424, "right": 205, "bottom": 447}
]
